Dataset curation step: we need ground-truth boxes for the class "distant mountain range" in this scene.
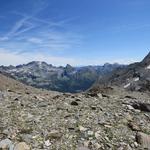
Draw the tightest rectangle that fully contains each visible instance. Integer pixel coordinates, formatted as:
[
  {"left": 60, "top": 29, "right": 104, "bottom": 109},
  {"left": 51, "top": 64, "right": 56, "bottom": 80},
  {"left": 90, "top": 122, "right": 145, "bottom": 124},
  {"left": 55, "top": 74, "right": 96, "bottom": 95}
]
[
  {"left": 0, "top": 62, "right": 124, "bottom": 93},
  {"left": 92, "top": 52, "right": 150, "bottom": 92}
]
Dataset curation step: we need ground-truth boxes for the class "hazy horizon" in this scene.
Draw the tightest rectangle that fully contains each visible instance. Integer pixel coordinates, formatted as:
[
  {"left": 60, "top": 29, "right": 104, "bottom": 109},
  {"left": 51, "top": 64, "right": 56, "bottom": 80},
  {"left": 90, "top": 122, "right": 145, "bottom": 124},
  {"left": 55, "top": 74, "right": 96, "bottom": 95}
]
[{"left": 0, "top": 0, "right": 150, "bottom": 66}]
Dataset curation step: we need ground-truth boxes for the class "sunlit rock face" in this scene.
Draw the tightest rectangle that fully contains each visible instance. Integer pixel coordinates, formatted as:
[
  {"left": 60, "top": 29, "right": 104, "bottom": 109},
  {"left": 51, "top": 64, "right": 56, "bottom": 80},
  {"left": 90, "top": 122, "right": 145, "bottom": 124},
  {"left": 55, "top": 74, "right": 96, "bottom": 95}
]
[
  {"left": 92, "top": 52, "right": 150, "bottom": 92},
  {"left": 0, "top": 61, "right": 123, "bottom": 93}
]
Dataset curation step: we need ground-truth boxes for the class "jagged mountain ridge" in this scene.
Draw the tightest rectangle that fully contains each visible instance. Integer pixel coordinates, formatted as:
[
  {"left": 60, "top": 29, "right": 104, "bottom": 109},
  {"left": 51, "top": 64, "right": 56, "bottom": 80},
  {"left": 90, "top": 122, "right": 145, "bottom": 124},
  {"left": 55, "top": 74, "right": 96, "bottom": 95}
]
[
  {"left": 92, "top": 52, "right": 150, "bottom": 92},
  {"left": 0, "top": 62, "right": 124, "bottom": 93}
]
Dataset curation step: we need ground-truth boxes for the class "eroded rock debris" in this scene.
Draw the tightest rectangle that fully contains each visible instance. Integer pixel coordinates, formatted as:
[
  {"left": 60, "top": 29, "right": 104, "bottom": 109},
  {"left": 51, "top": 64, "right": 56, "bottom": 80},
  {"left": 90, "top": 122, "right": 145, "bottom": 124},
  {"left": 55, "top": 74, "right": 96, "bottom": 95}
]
[{"left": 0, "top": 74, "right": 150, "bottom": 149}]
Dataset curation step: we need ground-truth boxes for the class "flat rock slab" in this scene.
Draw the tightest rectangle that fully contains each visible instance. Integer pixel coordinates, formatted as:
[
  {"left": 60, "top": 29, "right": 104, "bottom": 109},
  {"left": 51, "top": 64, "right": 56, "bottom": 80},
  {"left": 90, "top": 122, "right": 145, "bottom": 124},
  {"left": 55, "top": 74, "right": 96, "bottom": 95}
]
[
  {"left": 77, "top": 146, "right": 90, "bottom": 150},
  {"left": 14, "top": 142, "right": 30, "bottom": 150},
  {"left": 136, "top": 132, "right": 150, "bottom": 149},
  {"left": 0, "top": 139, "right": 14, "bottom": 150}
]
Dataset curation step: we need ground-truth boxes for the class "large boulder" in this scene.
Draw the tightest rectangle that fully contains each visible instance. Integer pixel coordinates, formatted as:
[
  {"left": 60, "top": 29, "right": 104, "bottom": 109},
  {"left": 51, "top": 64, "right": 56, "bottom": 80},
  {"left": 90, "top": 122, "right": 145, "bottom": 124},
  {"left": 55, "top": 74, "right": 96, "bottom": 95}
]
[
  {"left": 14, "top": 142, "right": 30, "bottom": 150},
  {"left": 136, "top": 132, "right": 150, "bottom": 149}
]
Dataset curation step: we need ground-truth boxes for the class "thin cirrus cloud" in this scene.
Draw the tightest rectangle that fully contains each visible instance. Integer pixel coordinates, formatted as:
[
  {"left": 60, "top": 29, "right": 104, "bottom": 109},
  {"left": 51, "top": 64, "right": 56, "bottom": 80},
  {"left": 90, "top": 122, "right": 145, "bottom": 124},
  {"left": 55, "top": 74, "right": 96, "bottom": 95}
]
[
  {"left": 1, "top": 0, "right": 147, "bottom": 66},
  {"left": 0, "top": 49, "right": 77, "bottom": 66},
  {"left": 0, "top": 13, "right": 35, "bottom": 41},
  {"left": 0, "top": 48, "right": 138, "bottom": 66},
  {"left": 0, "top": 3, "right": 82, "bottom": 56},
  {"left": 110, "top": 23, "right": 150, "bottom": 33},
  {"left": 28, "top": 37, "right": 42, "bottom": 44}
]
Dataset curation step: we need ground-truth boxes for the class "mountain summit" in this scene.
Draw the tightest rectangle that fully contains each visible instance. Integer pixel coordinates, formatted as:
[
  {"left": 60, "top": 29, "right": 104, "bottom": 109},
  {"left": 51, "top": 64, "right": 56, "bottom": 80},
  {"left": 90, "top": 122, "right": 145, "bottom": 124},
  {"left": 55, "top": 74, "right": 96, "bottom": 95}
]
[
  {"left": 0, "top": 62, "right": 123, "bottom": 93},
  {"left": 92, "top": 52, "right": 150, "bottom": 92},
  {"left": 141, "top": 52, "right": 150, "bottom": 67}
]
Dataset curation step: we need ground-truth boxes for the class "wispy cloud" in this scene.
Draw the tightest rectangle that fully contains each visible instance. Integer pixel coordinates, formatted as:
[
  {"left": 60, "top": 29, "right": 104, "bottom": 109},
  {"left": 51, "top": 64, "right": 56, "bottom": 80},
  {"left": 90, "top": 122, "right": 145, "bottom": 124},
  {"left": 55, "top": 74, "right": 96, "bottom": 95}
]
[
  {"left": 110, "top": 23, "right": 150, "bottom": 33},
  {"left": 0, "top": 10, "right": 81, "bottom": 53},
  {"left": 12, "top": 11, "right": 67, "bottom": 28},
  {"left": 28, "top": 37, "right": 42, "bottom": 44},
  {"left": 0, "top": 0, "right": 83, "bottom": 65},
  {"left": 0, "top": 16, "right": 35, "bottom": 40},
  {"left": 0, "top": 48, "right": 140, "bottom": 66},
  {"left": 0, "top": 48, "right": 77, "bottom": 66}
]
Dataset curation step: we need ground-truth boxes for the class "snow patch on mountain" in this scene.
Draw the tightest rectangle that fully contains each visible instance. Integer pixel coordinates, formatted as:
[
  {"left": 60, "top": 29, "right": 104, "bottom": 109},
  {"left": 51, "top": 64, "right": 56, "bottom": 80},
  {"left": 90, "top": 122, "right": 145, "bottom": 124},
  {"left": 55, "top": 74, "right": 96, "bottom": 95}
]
[
  {"left": 146, "top": 65, "right": 150, "bottom": 69},
  {"left": 124, "top": 83, "right": 131, "bottom": 88},
  {"left": 133, "top": 77, "right": 140, "bottom": 82}
]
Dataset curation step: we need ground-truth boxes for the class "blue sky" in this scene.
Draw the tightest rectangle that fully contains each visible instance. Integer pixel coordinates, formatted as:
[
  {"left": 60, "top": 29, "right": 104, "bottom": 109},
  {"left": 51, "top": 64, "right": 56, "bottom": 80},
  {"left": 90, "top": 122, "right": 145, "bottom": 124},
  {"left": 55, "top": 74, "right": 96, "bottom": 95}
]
[{"left": 0, "top": 0, "right": 150, "bottom": 66}]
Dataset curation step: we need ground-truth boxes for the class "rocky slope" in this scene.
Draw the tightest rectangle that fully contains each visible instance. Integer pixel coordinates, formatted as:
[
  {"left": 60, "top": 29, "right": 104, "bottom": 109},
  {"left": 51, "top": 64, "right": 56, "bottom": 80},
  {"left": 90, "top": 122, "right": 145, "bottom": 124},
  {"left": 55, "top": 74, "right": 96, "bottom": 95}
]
[
  {"left": 92, "top": 52, "right": 150, "bottom": 92},
  {"left": 0, "top": 62, "right": 124, "bottom": 93},
  {"left": 0, "top": 73, "right": 150, "bottom": 149}
]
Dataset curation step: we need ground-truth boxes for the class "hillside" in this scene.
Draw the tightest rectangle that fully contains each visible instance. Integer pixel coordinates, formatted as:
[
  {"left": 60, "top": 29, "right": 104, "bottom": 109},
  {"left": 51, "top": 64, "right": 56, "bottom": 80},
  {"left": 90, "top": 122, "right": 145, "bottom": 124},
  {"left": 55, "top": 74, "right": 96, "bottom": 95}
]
[
  {"left": 0, "top": 73, "right": 150, "bottom": 149},
  {"left": 0, "top": 62, "right": 124, "bottom": 93},
  {"left": 92, "top": 52, "right": 150, "bottom": 93}
]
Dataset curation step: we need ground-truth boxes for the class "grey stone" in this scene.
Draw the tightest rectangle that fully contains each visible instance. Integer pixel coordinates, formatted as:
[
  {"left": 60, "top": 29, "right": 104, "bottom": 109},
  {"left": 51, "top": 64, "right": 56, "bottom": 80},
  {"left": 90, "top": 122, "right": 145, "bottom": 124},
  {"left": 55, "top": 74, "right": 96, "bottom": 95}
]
[
  {"left": 0, "top": 139, "right": 14, "bottom": 150},
  {"left": 136, "top": 132, "right": 150, "bottom": 149}
]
